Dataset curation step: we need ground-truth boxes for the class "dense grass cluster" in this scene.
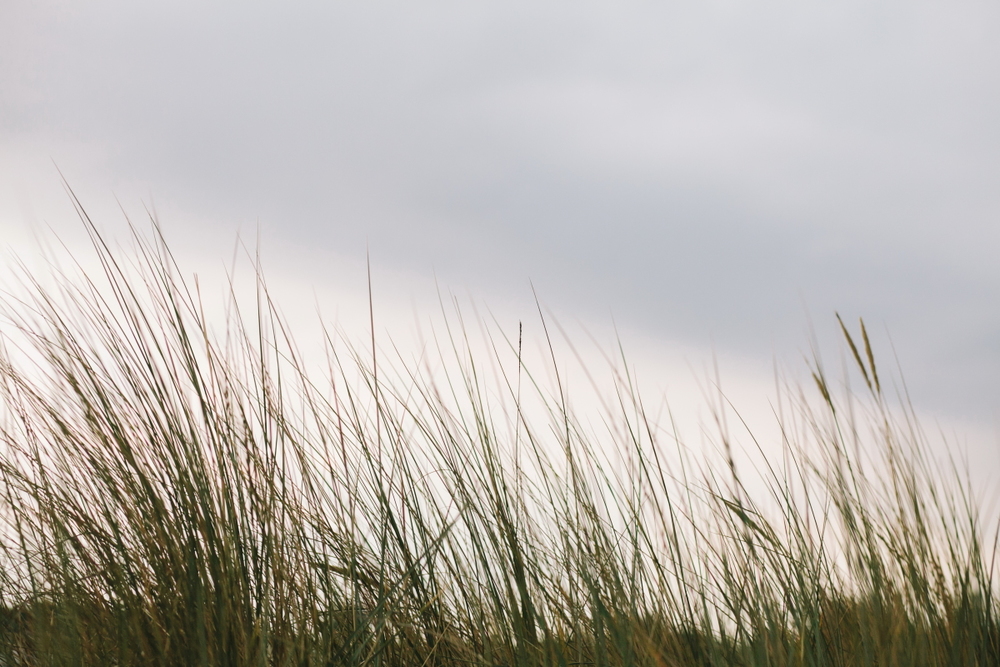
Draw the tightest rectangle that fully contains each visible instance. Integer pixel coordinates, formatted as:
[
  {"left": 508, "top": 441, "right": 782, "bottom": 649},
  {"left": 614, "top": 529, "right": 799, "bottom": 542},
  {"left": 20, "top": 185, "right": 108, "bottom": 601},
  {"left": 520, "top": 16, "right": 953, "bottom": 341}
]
[{"left": 0, "top": 212, "right": 996, "bottom": 666}]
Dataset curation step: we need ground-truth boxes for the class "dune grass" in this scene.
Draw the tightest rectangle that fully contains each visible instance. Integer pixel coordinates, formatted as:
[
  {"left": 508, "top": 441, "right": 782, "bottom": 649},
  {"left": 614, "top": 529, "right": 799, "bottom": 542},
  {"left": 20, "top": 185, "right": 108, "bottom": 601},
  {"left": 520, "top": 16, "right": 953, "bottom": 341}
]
[{"left": 0, "top": 208, "right": 996, "bottom": 666}]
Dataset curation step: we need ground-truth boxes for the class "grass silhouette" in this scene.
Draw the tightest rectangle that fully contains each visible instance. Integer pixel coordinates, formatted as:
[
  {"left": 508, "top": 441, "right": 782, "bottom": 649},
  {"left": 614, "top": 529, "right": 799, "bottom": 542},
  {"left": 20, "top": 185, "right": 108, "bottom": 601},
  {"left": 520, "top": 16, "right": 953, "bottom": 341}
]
[{"left": 0, "top": 201, "right": 995, "bottom": 666}]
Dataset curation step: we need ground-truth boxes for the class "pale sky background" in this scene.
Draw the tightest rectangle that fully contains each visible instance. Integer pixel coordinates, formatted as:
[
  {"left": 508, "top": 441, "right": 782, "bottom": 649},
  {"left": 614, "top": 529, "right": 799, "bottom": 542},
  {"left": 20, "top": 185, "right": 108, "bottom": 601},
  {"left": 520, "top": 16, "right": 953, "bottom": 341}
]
[{"left": 1, "top": 1, "right": 999, "bottom": 468}]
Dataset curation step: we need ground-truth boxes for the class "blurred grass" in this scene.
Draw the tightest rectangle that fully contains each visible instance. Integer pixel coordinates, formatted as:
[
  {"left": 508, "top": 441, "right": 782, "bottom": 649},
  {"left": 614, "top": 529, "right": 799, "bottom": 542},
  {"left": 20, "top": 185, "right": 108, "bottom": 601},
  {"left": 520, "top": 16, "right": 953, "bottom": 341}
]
[{"left": 0, "top": 205, "right": 995, "bottom": 666}]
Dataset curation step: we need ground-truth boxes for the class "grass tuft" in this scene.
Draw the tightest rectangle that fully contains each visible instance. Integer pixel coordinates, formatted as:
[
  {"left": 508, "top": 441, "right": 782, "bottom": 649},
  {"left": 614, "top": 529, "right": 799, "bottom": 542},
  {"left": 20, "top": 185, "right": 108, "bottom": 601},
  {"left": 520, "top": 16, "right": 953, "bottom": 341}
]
[{"left": 0, "top": 208, "right": 995, "bottom": 666}]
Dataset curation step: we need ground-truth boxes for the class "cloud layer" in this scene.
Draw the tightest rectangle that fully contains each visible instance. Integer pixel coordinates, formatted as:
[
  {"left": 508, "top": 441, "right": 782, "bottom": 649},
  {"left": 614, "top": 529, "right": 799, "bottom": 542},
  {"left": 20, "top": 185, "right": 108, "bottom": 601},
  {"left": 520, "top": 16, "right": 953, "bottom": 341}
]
[{"left": 2, "top": 0, "right": 998, "bottom": 423}]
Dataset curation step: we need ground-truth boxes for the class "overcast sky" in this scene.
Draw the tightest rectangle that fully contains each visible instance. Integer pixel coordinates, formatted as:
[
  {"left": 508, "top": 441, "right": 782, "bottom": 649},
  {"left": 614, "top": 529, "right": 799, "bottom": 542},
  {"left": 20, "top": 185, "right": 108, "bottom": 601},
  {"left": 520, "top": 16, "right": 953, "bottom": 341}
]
[{"left": 2, "top": 1, "right": 999, "bottom": 438}]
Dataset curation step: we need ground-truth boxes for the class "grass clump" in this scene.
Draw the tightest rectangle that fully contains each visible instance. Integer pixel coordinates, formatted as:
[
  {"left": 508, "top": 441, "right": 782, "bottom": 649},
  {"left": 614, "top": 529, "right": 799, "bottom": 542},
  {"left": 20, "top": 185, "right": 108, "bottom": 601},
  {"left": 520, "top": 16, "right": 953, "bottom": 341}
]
[{"left": 0, "top": 208, "right": 996, "bottom": 666}]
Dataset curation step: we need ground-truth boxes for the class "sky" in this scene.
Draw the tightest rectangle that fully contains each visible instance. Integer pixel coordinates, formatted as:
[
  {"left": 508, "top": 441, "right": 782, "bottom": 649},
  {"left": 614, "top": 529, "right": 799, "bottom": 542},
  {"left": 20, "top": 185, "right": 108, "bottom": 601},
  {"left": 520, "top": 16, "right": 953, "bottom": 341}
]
[{"left": 1, "top": 1, "right": 999, "bottom": 465}]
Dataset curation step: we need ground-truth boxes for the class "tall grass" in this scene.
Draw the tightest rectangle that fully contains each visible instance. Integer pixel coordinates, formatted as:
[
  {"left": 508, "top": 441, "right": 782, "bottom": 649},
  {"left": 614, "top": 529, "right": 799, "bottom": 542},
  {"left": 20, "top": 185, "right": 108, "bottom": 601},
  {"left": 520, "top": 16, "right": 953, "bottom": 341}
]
[{"left": 0, "top": 207, "right": 995, "bottom": 666}]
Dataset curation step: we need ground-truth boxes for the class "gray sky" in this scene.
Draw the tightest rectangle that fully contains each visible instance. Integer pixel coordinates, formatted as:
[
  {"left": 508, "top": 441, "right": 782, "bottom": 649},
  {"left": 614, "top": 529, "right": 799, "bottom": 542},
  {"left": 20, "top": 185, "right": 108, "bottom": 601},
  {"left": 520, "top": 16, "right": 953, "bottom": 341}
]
[{"left": 2, "top": 0, "right": 999, "bottom": 430}]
